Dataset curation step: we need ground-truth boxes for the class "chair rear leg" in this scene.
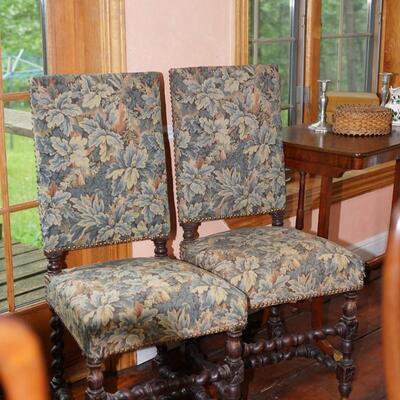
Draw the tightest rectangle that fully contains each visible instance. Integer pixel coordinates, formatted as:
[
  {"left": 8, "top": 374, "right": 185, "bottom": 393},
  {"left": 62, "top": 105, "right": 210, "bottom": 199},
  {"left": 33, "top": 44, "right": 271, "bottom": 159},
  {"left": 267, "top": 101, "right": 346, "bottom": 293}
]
[
  {"left": 85, "top": 357, "right": 107, "bottom": 400},
  {"left": 50, "top": 309, "right": 70, "bottom": 399},
  {"left": 267, "top": 306, "right": 285, "bottom": 339},
  {"left": 336, "top": 292, "right": 358, "bottom": 400},
  {"left": 224, "top": 329, "right": 244, "bottom": 400}
]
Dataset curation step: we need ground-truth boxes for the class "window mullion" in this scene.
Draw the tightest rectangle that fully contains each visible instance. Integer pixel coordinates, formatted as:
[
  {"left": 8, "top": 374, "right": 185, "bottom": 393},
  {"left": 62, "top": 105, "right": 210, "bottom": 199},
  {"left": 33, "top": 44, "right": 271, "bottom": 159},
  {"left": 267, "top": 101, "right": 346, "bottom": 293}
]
[
  {"left": 252, "top": 0, "right": 259, "bottom": 63},
  {"left": 337, "top": 0, "right": 345, "bottom": 90}
]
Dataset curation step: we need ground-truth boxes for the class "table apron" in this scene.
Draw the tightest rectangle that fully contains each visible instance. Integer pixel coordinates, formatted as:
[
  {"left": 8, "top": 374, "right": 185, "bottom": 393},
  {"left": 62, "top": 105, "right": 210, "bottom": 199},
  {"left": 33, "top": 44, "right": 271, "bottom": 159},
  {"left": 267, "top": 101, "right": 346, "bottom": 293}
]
[{"left": 284, "top": 157, "right": 348, "bottom": 177}]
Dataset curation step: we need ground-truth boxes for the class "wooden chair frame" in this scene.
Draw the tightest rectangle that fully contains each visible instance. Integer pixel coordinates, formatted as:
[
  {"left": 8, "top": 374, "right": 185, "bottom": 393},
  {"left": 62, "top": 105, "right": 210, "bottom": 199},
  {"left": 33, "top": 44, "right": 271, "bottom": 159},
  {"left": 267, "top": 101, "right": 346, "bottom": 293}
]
[
  {"left": 45, "top": 239, "right": 245, "bottom": 400},
  {"left": 181, "top": 210, "right": 359, "bottom": 400}
]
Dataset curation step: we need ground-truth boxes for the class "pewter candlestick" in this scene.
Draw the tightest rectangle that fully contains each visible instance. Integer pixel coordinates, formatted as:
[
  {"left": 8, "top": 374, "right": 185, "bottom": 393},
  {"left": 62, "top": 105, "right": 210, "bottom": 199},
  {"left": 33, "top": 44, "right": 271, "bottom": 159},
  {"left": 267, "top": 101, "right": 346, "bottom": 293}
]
[
  {"left": 309, "top": 79, "right": 332, "bottom": 133},
  {"left": 379, "top": 72, "right": 392, "bottom": 106}
]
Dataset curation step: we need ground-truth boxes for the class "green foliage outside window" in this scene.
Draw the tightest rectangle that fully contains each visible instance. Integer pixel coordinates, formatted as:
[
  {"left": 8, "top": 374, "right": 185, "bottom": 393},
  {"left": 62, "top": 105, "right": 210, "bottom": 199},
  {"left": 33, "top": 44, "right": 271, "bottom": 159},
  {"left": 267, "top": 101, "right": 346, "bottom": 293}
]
[
  {"left": 0, "top": 0, "right": 44, "bottom": 95},
  {"left": 1, "top": 0, "right": 44, "bottom": 249}
]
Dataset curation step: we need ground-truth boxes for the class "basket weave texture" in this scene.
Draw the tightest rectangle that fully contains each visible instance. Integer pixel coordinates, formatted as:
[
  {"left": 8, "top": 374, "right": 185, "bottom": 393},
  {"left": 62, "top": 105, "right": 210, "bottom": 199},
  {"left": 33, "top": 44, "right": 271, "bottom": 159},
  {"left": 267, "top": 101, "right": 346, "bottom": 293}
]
[{"left": 332, "top": 105, "right": 392, "bottom": 136}]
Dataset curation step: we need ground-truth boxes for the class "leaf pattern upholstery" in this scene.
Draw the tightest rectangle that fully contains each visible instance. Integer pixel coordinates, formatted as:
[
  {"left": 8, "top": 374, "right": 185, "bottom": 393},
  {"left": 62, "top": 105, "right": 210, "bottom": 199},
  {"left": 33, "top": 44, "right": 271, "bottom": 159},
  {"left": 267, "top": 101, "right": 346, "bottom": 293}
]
[
  {"left": 171, "top": 65, "right": 364, "bottom": 309},
  {"left": 30, "top": 72, "right": 249, "bottom": 360},
  {"left": 47, "top": 258, "right": 248, "bottom": 358},
  {"left": 181, "top": 226, "right": 364, "bottom": 310},
  {"left": 30, "top": 73, "right": 171, "bottom": 252},
  {"left": 170, "top": 65, "right": 286, "bottom": 223}
]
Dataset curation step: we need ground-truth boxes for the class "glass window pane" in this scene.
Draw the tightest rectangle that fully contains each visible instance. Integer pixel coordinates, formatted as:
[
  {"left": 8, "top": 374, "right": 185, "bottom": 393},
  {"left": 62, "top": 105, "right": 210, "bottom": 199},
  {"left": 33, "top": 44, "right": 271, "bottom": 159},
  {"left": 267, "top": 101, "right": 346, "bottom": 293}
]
[
  {"left": 340, "top": 37, "right": 368, "bottom": 91},
  {"left": 322, "top": 0, "right": 370, "bottom": 36},
  {"left": 320, "top": 38, "right": 339, "bottom": 88},
  {"left": 321, "top": 0, "right": 341, "bottom": 35},
  {"left": 343, "top": 0, "right": 369, "bottom": 34},
  {"left": 0, "top": 0, "right": 44, "bottom": 93},
  {"left": 256, "top": 42, "right": 291, "bottom": 106},
  {"left": 320, "top": 37, "right": 368, "bottom": 91},
  {"left": 10, "top": 209, "right": 45, "bottom": 309},
  {"left": 5, "top": 100, "right": 38, "bottom": 205},
  {"left": 258, "top": 0, "right": 291, "bottom": 39},
  {"left": 280, "top": 109, "right": 289, "bottom": 127},
  {"left": 249, "top": 0, "right": 254, "bottom": 41}
]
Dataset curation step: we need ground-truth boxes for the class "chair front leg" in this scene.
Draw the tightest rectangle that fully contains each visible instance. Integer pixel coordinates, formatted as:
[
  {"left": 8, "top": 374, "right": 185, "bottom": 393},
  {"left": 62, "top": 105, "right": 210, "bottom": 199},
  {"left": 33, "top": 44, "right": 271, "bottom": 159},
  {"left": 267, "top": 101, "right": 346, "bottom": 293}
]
[
  {"left": 336, "top": 292, "right": 358, "bottom": 400},
  {"left": 50, "top": 309, "right": 70, "bottom": 399},
  {"left": 85, "top": 358, "right": 107, "bottom": 400},
  {"left": 223, "top": 329, "right": 244, "bottom": 400}
]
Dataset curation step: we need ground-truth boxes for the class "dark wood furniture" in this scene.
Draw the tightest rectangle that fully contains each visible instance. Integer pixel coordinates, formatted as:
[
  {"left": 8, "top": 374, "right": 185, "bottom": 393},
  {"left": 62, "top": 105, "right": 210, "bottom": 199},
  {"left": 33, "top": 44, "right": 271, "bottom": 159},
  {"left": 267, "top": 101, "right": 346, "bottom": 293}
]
[
  {"left": 283, "top": 124, "right": 400, "bottom": 335},
  {"left": 383, "top": 203, "right": 400, "bottom": 400}
]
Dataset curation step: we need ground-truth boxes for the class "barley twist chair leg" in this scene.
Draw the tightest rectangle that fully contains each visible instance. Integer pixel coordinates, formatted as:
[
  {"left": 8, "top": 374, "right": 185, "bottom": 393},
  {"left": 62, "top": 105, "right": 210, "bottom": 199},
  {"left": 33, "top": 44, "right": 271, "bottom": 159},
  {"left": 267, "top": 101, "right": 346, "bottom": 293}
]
[
  {"left": 85, "top": 358, "right": 107, "bottom": 400},
  {"left": 223, "top": 330, "right": 244, "bottom": 400},
  {"left": 336, "top": 292, "right": 358, "bottom": 400},
  {"left": 50, "top": 310, "right": 70, "bottom": 399}
]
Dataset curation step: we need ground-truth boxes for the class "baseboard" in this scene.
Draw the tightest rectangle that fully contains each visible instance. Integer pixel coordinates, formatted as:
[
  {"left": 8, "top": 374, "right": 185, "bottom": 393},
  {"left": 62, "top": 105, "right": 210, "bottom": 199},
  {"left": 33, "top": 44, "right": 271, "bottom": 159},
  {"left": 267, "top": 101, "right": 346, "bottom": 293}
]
[{"left": 347, "top": 231, "right": 388, "bottom": 261}]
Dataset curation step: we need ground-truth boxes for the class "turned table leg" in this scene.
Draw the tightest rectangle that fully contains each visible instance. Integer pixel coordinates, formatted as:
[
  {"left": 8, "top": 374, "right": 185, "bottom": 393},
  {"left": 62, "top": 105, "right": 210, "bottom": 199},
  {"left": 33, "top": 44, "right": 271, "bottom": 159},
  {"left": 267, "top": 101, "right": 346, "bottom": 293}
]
[{"left": 296, "top": 171, "right": 306, "bottom": 230}]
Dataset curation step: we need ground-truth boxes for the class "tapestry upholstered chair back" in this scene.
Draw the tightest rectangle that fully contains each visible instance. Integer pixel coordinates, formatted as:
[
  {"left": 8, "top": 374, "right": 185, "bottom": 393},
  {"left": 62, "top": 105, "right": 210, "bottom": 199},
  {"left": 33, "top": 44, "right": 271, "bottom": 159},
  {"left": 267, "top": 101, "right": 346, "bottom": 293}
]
[
  {"left": 169, "top": 65, "right": 364, "bottom": 400},
  {"left": 30, "top": 73, "right": 170, "bottom": 253},
  {"left": 29, "top": 72, "right": 248, "bottom": 400},
  {"left": 170, "top": 64, "right": 286, "bottom": 224}
]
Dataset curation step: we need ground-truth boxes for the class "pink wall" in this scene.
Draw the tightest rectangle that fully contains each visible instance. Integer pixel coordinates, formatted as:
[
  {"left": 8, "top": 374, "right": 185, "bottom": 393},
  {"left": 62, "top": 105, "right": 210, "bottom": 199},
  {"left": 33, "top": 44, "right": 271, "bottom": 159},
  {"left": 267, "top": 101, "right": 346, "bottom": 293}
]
[
  {"left": 125, "top": 0, "right": 235, "bottom": 121},
  {"left": 288, "top": 185, "right": 393, "bottom": 246},
  {"left": 125, "top": 1, "right": 393, "bottom": 258}
]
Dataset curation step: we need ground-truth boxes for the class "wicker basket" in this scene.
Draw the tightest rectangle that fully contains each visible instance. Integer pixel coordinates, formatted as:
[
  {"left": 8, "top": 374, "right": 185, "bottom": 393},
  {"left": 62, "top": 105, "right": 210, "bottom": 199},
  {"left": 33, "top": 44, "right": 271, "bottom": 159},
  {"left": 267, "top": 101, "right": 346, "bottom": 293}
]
[{"left": 332, "top": 105, "right": 392, "bottom": 136}]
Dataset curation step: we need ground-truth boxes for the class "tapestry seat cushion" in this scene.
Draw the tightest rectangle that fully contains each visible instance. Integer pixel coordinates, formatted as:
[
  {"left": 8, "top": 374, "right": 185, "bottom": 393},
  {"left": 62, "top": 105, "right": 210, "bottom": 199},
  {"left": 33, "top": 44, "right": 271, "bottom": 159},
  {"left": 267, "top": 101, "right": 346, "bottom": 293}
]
[
  {"left": 47, "top": 257, "right": 248, "bottom": 359},
  {"left": 180, "top": 226, "right": 364, "bottom": 310}
]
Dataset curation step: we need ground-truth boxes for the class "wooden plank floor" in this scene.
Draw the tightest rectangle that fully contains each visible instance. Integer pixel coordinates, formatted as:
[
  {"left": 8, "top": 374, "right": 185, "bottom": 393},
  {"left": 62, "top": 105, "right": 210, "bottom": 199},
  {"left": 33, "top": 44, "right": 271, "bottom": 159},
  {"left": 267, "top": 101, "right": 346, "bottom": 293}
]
[
  {"left": 0, "top": 240, "right": 46, "bottom": 310},
  {"left": 70, "top": 269, "right": 385, "bottom": 399}
]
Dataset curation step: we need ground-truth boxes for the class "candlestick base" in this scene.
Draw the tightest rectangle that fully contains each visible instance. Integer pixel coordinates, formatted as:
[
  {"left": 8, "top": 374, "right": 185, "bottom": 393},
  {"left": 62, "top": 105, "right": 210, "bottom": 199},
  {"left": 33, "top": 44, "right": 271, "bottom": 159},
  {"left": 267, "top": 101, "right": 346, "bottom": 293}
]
[{"left": 308, "top": 120, "right": 332, "bottom": 134}]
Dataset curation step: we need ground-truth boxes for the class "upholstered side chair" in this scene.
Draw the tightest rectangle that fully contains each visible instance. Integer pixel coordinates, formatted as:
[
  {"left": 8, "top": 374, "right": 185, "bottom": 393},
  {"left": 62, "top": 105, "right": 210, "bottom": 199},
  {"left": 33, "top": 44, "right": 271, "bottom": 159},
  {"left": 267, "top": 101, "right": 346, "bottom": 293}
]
[
  {"left": 170, "top": 65, "right": 365, "bottom": 399},
  {"left": 29, "top": 72, "right": 248, "bottom": 400}
]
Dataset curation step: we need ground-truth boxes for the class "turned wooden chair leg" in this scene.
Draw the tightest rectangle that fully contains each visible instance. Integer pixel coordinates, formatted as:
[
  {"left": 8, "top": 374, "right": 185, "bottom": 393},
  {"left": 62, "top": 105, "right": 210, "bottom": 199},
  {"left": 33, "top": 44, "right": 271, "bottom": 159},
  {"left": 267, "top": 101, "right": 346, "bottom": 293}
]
[
  {"left": 50, "top": 310, "right": 70, "bottom": 399},
  {"left": 267, "top": 306, "right": 285, "bottom": 339},
  {"left": 85, "top": 358, "right": 107, "bottom": 400},
  {"left": 336, "top": 292, "right": 358, "bottom": 400},
  {"left": 223, "top": 330, "right": 244, "bottom": 400}
]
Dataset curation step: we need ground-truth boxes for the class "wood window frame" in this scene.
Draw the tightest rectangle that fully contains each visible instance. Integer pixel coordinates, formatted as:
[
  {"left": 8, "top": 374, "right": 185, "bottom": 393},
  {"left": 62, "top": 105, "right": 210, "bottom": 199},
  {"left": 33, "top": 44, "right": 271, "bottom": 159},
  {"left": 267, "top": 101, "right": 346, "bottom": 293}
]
[
  {"left": 234, "top": 0, "right": 397, "bottom": 217},
  {"left": 0, "top": 0, "right": 128, "bottom": 315},
  {"left": 0, "top": 0, "right": 133, "bottom": 378}
]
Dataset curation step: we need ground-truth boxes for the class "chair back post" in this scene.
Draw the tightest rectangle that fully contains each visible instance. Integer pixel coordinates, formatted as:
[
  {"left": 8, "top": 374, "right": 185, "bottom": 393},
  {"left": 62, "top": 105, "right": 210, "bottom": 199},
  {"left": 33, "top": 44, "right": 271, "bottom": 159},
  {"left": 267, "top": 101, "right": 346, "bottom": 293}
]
[
  {"left": 181, "top": 222, "right": 200, "bottom": 242},
  {"left": 44, "top": 251, "right": 67, "bottom": 282},
  {"left": 153, "top": 239, "right": 168, "bottom": 258},
  {"left": 271, "top": 210, "right": 285, "bottom": 226},
  {"left": 383, "top": 203, "right": 400, "bottom": 400}
]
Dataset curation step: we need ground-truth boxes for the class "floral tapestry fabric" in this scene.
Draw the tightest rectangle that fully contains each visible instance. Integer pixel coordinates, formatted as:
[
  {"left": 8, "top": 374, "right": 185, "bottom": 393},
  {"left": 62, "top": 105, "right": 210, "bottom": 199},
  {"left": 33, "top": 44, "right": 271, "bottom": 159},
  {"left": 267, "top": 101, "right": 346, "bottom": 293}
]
[
  {"left": 47, "top": 257, "right": 248, "bottom": 358},
  {"left": 170, "top": 65, "right": 286, "bottom": 223},
  {"left": 30, "top": 73, "right": 170, "bottom": 252},
  {"left": 181, "top": 226, "right": 364, "bottom": 310}
]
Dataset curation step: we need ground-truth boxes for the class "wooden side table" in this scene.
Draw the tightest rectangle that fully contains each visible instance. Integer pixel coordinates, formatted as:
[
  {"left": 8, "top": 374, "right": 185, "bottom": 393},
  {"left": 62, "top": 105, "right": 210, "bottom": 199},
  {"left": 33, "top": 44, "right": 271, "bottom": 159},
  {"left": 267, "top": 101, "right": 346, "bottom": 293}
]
[{"left": 283, "top": 124, "right": 400, "bottom": 342}]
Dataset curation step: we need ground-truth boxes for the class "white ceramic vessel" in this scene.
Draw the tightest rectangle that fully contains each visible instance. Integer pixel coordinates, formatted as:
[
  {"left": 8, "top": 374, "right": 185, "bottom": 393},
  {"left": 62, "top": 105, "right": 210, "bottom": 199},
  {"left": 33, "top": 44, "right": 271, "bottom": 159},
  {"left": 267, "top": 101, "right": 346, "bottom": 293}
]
[{"left": 385, "top": 87, "right": 400, "bottom": 126}]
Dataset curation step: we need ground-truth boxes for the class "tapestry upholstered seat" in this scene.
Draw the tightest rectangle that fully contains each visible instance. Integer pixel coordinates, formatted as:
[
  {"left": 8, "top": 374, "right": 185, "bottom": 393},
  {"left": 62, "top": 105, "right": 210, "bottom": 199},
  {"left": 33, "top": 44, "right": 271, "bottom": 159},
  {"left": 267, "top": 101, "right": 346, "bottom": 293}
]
[
  {"left": 181, "top": 226, "right": 364, "bottom": 310},
  {"left": 47, "top": 257, "right": 247, "bottom": 359},
  {"left": 30, "top": 72, "right": 247, "bottom": 400},
  {"left": 170, "top": 64, "right": 364, "bottom": 399}
]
